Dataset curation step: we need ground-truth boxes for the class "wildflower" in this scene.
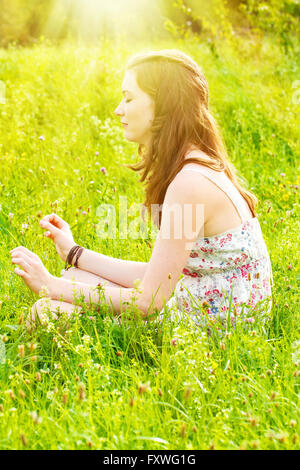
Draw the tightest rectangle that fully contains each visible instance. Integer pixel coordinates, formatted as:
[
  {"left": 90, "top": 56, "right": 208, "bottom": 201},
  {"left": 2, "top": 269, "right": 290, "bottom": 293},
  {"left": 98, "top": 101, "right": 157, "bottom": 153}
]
[
  {"left": 158, "top": 388, "right": 163, "bottom": 397},
  {"left": 171, "top": 338, "right": 177, "bottom": 346},
  {"left": 18, "top": 389, "right": 25, "bottom": 399},
  {"left": 129, "top": 398, "right": 135, "bottom": 407},
  {"left": 28, "top": 343, "right": 37, "bottom": 351},
  {"left": 270, "top": 392, "right": 276, "bottom": 401},
  {"left": 8, "top": 212, "right": 14, "bottom": 222},
  {"left": 38, "top": 136, "right": 45, "bottom": 141},
  {"left": 290, "top": 420, "right": 296, "bottom": 428},
  {"left": 246, "top": 317, "right": 255, "bottom": 323},
  {"left": 266, "top": 369, "right": 273, "bottom": 376},
  {"left": 220, "top": 342, "right": 225, "bottom": 351},
  {"left": 31, "top": 355, "right": 38, "bottom": 362},
  {"left": 39, "top": 285, "right": 50, "bottom": 298},
  {"left": 95, "top": 151, "right": 99, "bottom": 156},
  {"left": 35, "top": 372, "right": 41, "bottom": 382},
  {"left": 116, "top": 350, "right": 123, "bottom": 358},
  {"left": 288, "top": 264, "right": 293, "bottom": 270},
  {"left": 22, "top": 223, "right": 29, "bottom": 230},
  {"left": 192, "top": 425, "right": 197, "bottom": 433},
  {"left": 100, "top": 167, "right": 107, "bottom": 175},
  {"left": 30, "top": 411, "right": 41, "bottom": 424},
  {"left": 1, "top": 335, "right": 8, "bottom": 343}
]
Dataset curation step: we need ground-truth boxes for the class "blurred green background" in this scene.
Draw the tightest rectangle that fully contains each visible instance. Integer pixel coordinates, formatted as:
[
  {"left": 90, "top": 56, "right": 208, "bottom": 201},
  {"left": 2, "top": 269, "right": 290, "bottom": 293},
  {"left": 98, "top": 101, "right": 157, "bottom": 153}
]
[{"left": 0, "top": 0, "right": 299, "bottom": 48}]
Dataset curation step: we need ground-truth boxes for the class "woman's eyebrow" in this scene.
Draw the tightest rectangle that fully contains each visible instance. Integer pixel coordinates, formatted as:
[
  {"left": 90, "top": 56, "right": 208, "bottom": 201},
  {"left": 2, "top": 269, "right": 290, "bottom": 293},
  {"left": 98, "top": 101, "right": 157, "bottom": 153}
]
[{"left": 121, "top": 89, "right": 133, "bottom": 95}]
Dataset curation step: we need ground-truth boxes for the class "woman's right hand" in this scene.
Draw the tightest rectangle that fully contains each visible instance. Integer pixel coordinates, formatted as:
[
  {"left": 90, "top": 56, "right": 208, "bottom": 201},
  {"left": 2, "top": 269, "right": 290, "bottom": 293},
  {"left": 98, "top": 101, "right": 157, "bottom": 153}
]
[{"left": 39, "top": 213, "right": 76, "bottom": 263}]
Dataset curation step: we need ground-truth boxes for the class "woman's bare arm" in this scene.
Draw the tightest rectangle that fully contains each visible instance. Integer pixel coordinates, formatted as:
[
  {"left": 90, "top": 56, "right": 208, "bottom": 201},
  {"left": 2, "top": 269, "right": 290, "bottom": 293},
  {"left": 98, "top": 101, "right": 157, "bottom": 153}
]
[{"left": 76, "top": 248, "right": 148, "bottom": 288}]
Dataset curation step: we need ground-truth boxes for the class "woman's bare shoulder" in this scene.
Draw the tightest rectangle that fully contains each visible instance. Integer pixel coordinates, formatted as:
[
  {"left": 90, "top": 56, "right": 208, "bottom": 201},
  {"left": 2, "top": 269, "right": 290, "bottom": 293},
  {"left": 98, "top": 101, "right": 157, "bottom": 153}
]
[{"left": 168, "top": 166, "right": 218, "bottom": 202}]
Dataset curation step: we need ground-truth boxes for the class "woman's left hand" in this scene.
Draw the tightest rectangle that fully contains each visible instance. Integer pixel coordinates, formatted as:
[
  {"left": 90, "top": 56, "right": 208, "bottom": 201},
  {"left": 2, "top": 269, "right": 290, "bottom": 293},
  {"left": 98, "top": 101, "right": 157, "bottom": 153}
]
[{"left": 10, "top": 246, "right": 54, "bottom": 297}]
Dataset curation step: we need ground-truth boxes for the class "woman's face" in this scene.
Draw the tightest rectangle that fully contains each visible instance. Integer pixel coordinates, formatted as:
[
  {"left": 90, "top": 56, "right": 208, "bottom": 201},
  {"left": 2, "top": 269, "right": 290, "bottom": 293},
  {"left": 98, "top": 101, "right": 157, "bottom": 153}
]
[{"left": 114, "top": 69, "right": 155, "bottom": 147}]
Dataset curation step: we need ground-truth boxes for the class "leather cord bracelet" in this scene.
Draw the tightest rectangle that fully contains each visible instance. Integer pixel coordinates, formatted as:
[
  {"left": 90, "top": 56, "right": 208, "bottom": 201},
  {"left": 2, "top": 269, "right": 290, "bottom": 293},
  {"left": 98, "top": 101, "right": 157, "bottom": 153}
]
[{"left": 64, "top": 245, "right": 84, "bottom": 271}]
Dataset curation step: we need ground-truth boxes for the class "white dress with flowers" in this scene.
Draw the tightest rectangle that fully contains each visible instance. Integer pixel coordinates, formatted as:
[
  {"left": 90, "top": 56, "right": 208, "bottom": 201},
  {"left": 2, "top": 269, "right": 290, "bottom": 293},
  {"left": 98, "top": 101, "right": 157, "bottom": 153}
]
[{"left": 159, "top": 165, "right": 273, "bottom": 325}]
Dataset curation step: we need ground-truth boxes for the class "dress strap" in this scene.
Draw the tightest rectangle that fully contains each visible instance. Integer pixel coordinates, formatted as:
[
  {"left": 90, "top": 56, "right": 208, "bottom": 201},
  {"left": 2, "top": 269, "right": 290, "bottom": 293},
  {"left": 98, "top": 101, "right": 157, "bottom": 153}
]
[{"left": 180, "top": 165, "right": 252, "bottom": 223}]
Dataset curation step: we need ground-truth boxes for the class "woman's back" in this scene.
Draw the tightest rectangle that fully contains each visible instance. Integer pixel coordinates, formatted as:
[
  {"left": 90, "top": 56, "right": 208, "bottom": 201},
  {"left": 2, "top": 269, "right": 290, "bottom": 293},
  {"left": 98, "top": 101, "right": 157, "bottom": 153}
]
[{"left": 161, "top": 160, "right": 273, "bottom": 323}]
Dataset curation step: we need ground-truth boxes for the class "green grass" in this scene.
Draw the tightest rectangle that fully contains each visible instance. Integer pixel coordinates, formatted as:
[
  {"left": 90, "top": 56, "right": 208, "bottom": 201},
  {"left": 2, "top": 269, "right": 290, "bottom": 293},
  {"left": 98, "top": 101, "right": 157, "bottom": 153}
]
[{"left": 0, "top": 34, "right": 299, "bottom": 450}]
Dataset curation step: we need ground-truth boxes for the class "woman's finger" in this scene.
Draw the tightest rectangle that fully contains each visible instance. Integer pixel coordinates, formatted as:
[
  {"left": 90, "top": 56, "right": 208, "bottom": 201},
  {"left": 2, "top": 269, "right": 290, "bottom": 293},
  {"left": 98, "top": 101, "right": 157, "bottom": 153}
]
[
  {"left": 11, "top": 251, "right": 35, "bottom": 266},
  {"left": 11, "top": 256, "right": 32, "bottom": 273},
  {"left": 10, "top": 247, "right": 39, "bottom": 261},
  {"left": 41, "top": 213, "right": 66, "bottom": 229},
  {"left": 40, "top": 220, "right": 60, "bottom": 237},
  {"left": 14, "top": 267, "right": 30, "bottom": 279}
]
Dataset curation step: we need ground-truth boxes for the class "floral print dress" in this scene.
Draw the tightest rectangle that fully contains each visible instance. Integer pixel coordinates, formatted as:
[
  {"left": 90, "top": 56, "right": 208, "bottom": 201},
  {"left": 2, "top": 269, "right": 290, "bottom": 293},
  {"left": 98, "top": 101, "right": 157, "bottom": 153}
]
[{"left": 159, "top": 165, "right": 273, "bottom": 324}]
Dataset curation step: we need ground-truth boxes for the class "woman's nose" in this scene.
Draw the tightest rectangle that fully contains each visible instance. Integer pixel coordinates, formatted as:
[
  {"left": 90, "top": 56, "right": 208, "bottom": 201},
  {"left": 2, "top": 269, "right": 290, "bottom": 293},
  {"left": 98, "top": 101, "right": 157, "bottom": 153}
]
[{"left": 114, "top": 102, "right": 124, "bottom": 116}]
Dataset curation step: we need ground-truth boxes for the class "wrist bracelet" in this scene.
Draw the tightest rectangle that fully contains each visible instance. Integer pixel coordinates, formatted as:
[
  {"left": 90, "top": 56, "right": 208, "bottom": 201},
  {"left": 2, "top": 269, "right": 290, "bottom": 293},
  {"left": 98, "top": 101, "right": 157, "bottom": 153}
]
[{"left": 65, "top": 245, "right": 84, "bottom": 271}]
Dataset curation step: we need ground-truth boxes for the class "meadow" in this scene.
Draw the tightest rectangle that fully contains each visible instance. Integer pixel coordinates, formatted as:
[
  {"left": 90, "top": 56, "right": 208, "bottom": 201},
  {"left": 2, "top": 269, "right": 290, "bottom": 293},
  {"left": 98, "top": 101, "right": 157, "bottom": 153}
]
[{"left": 0, "top": 33, "right": 299, "bottom": 450}]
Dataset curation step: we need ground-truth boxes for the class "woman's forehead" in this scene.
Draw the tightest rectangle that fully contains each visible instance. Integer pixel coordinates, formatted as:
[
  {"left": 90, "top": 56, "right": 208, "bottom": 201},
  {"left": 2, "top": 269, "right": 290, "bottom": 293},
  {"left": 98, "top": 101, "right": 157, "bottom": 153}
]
[{"left": 121, "top": 69, "right": 139, "bottom": 94}]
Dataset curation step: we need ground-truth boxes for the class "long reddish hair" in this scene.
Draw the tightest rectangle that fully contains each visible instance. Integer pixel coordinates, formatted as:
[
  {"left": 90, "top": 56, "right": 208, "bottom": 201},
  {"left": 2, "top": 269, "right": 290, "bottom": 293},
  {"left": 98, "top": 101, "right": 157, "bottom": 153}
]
[{"left": 125, "top": 49, "right": 258, "bottom": 228}]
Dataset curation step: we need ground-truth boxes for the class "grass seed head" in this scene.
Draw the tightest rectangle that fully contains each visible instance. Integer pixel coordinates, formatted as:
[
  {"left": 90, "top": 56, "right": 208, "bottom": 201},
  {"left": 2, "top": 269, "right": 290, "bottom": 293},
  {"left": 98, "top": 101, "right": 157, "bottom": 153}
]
[
  {"left": 78, "top": 382, "right": 86, "bottom": 401},
  {"left": 138, "top": 382, "right": 149, "bottom": 394},
  {"left": 184, "top": 387, "right": 192, "bottom": 400},
  {"left": 20, "top": 433, "right": 28, "bottom": 447},
  {"left": 180, "top": 423, "right": 187, "bottom": 438},
  {"left": 18, "top": 344, "right": 25, "bottom": 358}
]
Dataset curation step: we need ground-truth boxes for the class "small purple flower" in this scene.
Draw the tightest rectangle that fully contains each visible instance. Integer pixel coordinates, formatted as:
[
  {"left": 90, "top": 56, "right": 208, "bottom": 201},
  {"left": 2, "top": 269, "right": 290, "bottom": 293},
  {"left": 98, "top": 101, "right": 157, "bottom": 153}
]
[
  {"left": 95, "top": 151, "right": 99, "bottom": 156},
  {"left": 100, "top": 167, "right": 107, "bottom": 175},
  {"left": 246, "top": 317, "right": 255, "bottom": 323},
  {"left": 39, "top": 136, "right": 45, "bottom": 141}
]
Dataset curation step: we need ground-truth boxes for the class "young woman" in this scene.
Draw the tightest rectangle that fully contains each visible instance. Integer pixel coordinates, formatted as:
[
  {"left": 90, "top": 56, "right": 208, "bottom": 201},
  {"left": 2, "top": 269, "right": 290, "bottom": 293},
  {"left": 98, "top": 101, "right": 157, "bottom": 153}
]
[{"left": 10, "top": 49, "right": 273, "bottom": 327}]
